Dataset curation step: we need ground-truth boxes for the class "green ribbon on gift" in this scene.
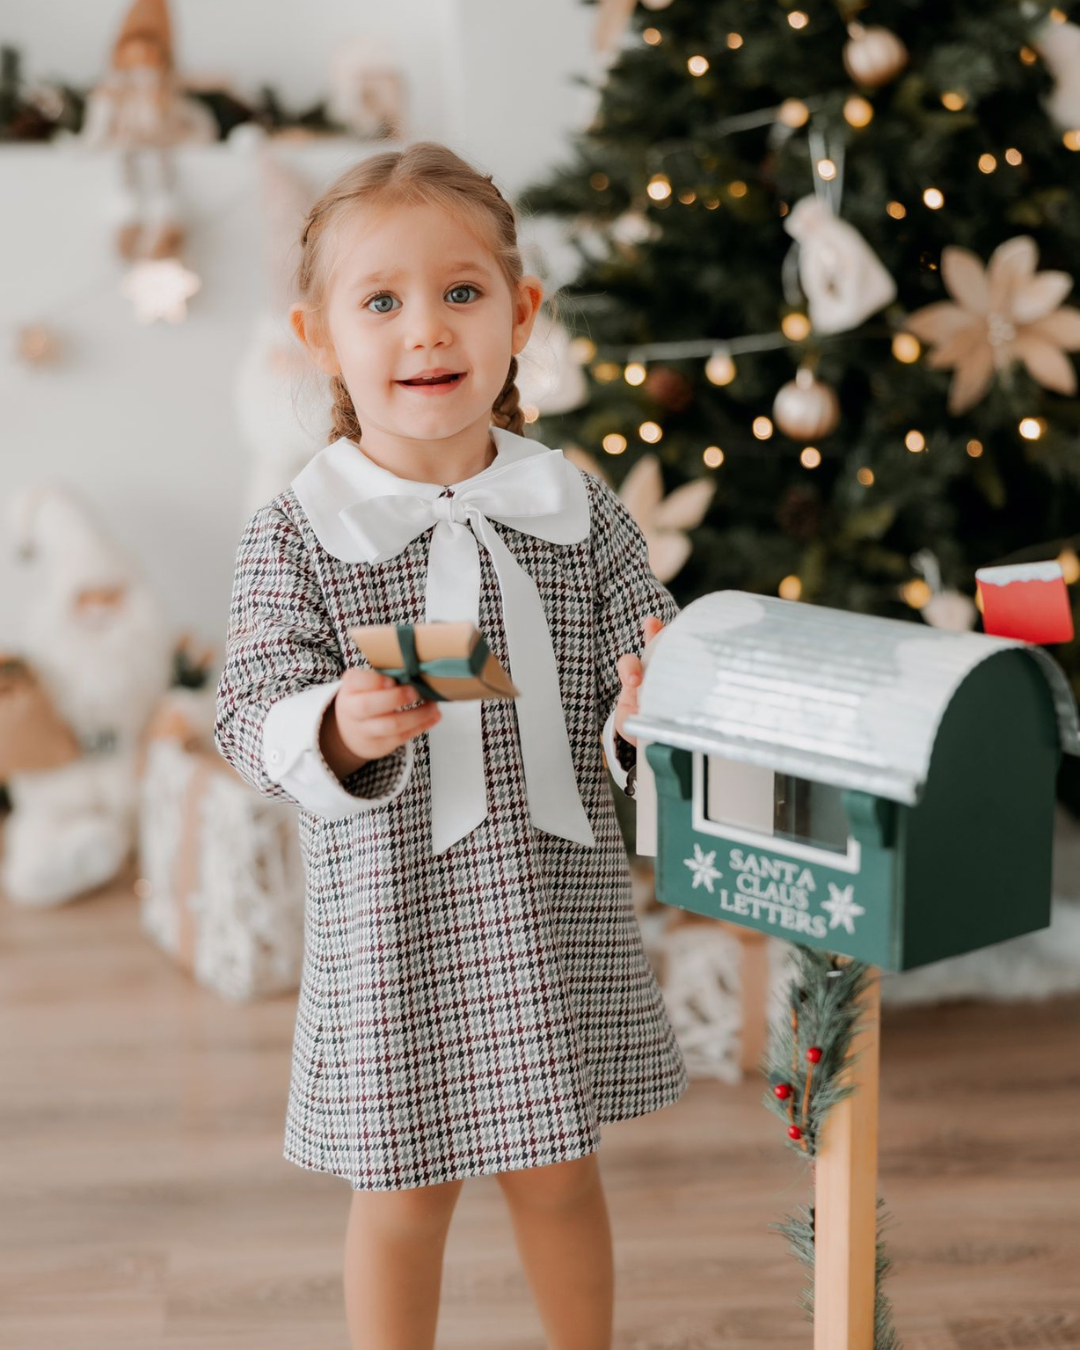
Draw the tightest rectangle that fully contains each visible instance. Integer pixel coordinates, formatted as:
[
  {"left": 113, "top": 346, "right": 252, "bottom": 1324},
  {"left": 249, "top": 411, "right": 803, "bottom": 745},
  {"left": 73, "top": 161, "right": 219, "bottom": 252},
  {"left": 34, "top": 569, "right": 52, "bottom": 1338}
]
[{"left": 383, "top": 623, "right": 491, "bottom": 703}]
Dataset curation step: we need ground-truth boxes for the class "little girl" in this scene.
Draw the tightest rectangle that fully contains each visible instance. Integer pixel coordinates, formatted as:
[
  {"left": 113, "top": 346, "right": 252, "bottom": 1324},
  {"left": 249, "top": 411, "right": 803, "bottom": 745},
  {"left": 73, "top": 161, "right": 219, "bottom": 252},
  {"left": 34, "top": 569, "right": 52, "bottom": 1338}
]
[{"left": 214, "top": 140, "right": 688, "bottom": 1350}]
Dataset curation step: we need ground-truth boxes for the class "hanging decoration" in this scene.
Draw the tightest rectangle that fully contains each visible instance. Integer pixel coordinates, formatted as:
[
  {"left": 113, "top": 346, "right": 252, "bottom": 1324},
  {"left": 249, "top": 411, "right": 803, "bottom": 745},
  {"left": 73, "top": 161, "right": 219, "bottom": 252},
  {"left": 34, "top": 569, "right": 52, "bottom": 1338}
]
[
  {"left": 842, "top": 23, "right": 910, "bottom": 89},
  {"left": 326, "top": 35, "right": 409, "bottom": 141},
  {"left": 772, "top": 366, "right": 841, "bottom": 440},
  {"left": 904, "top": 234, "right": 1080, "bottom": 414},
  {"left": 784, "top": 196, "right": 897, "bottom": 335},
  {"left": 910, "top": 551, "right": 979, "bottom": 631},
  {"left": 1034, "top": 16, "right": 1080, "bottom": 131}
]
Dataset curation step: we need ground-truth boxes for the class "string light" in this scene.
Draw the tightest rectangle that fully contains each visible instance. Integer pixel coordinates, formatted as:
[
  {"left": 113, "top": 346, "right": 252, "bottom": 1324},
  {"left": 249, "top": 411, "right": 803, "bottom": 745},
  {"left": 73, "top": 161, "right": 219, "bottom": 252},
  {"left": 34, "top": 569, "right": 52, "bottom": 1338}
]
[
  {"left": 726, "top": 32, "right": 744, "bottom": 49},
  {"left": 1020, "top": 45, "right": 1038, "bottom": 64},
  {"left": 844, "top": 96, "right": 874, "bottom": 127},
  {"left": 779, "top": 575, "right": 803, "bottom": 601},
  {"left": 782, "top": 312, "right": 811, "bottom": 341},
  {"left": 753, "top": 416, "right": 774, "bottom": 439},
  {"left": 892, "top": 333, "right": 921, "bottom": 363},
  {"left": 923, "top": 187, "right": 945, "bottom": 209},
  {"left": 901, "top": 579, "right": 932, "bottom": 609},
  {"left": 978, "top": 153, "right": 998, "bottom": 173},
  {"left": 1019, "top": 416, "right": 1045, "bottom": 439},
  {"left": 886, "top": 200, "right": 907, "bottom": 219},
  {"left": 857, "top": 467, "right": 875, "bottom": 486},
  {"left": 703, "top": 197, "right": 721, "bottom": 210},
  {"left": 569, "top": 336, "right": 596, "bottom": 362},
  {"left": 602, "top": 433, "right": 627, "bottom": 454},
  {"left": 592, "top": 361, "right": 621, "bottom": 382},
  {"left": 678, "top": 189, "right": 697, "bottom": 204},
  {"left": 787, "top": 10, "right": 809, "bottom": 28},
  {"left": 1058, "top": 548, "right": 1080, "bottom": 584},
  {"left": 941, "top": 91, "right": 967, "bottom": 110},
  {"left": 800, "top": 446, "right": 822, "bottom": 468},
  {"left": 1065, "top": 131, "right": 1080, "bottom": 151},
  {"left": 778, "top": 98, "right": 810, "bottom": 128},
  {"left": 647, "top": 174, "right": 672, "bottom": 201},
  {"left": 966, "top": 438, "right": 984, "bottom": 458},
  {"left": 703, "top": 445, "right": 725, "bottom": 467},
  {"left": 643, "top": 27, "right": 662, "bottom": 44},
  {"left": 624, "top": 361, "right": 647, "bottom": 385},
  {"left": 705, "top": 350, "right": 736, "bottom": 385},
  {"left": 905, "top": 429, "right": 926, "bottom": 452},
  {"left": 688, "top": 54, "right": 710, "bottom": 76},
  {"left": 729, "top": 180, "right": 748, "bottom": 197},
  {"left": 1005, "top": 147, "right": 1023, "bottom": 165},
  {"left": 590, "top": 172, "right": 609, "bottom": 190},
  {"left": 639, "top": 421, "right": 663, "bottom": 443},
  {"left": 817, "top": 158, "right": 838, "bottom": 181},
  {"left": 1051, "top": 7, "right": 1068, "bottom": 20}
]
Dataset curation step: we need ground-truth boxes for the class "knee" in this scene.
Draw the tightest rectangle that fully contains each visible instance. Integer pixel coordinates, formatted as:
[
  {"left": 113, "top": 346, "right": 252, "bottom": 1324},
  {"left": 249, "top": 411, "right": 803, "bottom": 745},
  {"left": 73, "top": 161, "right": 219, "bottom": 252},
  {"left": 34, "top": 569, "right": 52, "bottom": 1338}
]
[
  {"left": 350, "top": 1177, "right": 464, "bottom": 1238},
  {"left": 496, "top": 1152, "right": 602, "bottom": 1212}
]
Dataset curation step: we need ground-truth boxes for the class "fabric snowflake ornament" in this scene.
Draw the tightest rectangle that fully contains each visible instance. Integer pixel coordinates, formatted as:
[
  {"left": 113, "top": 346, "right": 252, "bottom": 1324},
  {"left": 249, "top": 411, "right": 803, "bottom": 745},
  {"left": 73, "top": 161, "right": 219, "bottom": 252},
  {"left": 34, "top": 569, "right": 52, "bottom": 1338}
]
[{"left": 783, "top": 196, "right": 897, "bottom": 335}]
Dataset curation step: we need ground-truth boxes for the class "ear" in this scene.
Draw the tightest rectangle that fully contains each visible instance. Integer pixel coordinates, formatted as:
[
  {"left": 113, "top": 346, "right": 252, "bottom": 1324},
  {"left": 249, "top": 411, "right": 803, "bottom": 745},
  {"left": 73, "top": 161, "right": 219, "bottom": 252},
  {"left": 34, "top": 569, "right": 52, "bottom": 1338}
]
[
  {"left": 510, "top": 275, "right": 544, "bottom": 357},
  {"left": 289, "top": 303, "right": 341, "bottom": 377}
]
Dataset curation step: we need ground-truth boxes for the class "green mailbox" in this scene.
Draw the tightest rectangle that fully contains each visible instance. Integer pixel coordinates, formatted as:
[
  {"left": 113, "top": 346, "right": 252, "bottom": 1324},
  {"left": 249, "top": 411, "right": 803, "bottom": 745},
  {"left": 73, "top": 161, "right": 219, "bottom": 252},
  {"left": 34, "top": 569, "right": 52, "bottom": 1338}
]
[{"left": 625, "top": 591, "right": 1080, "bottom": 972}]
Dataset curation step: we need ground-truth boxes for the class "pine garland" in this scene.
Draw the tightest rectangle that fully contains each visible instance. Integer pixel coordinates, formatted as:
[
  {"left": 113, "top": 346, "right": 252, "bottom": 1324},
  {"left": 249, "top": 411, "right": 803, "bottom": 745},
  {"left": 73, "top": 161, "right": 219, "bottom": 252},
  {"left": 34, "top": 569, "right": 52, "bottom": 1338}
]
[{"left": 761, "top": 945, "right": 902, "bottom": 1346}]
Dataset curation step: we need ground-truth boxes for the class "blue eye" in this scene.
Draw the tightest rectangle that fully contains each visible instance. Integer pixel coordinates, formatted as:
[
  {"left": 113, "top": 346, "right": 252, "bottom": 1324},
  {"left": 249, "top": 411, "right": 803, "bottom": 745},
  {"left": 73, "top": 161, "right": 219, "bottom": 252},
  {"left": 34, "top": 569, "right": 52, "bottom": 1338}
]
[
  {"left": 447, "top": 284, "right": 480, "bottom": 304},
  {"left": 367, "top": 293, "right": 400, "bottom": 314}
]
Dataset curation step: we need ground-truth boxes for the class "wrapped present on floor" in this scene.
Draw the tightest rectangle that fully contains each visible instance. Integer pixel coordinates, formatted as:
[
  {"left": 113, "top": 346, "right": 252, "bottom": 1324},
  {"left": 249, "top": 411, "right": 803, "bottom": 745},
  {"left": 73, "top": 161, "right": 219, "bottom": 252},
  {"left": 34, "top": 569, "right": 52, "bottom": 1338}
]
[
  {"left": 136, "top": 703, "right": 305, "bottom": 1001},
  {"left": 0, "top": 655, "right": 82, "bottom": 779}
]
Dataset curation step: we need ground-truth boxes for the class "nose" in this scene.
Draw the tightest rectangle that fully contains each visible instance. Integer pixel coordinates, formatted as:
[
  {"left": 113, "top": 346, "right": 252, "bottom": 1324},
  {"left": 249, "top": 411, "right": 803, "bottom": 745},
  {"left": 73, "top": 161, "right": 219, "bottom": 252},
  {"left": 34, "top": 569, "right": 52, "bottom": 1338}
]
[{"left": 405, "top": 293, "right": 455, "bottom": 350}]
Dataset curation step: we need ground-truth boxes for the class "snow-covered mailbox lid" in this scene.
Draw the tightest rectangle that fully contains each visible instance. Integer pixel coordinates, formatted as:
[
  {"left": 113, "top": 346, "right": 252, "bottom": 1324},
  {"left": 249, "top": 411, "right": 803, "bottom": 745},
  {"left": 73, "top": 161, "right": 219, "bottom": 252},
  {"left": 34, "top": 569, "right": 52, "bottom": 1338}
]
[{"left": 624, "top": 591, "right": 1080, "bottom": 972}]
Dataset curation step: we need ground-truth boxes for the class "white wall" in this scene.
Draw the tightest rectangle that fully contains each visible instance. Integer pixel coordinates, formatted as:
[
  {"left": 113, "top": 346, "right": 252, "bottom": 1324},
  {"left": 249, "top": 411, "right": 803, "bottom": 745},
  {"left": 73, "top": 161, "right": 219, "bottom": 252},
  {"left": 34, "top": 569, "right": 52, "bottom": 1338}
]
[{"left": 0, "top": 0, "right": 598, "bottom": 655}]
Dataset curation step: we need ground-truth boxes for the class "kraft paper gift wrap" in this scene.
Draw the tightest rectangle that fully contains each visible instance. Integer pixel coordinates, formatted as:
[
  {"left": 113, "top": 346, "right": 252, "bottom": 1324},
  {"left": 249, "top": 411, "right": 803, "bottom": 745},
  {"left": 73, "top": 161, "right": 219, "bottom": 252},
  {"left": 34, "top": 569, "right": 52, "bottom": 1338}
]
[{"left": 349, "top": 620, "right": 518, "bottom": 704}]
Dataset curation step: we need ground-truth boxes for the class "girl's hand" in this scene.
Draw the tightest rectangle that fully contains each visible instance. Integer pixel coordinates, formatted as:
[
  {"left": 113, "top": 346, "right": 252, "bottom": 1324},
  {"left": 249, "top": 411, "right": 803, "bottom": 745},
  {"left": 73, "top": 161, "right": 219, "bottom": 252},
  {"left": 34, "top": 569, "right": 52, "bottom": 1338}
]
[
  {"left": 613, "top": 615, "right": 664, "bottom": 747},
  {"left": 320, "top": 668, "right": 441, "bottom": 780}
]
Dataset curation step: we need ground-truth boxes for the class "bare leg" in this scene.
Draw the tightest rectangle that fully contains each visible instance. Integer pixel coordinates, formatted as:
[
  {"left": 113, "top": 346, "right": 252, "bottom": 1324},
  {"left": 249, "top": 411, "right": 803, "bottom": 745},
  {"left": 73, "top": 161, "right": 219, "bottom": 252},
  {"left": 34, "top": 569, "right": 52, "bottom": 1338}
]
[
  {"left": 343, "top": 1176, "right": 465, "bottom": 1350},
  {"left": 496, "top": 1151, "right": 614, "bottom": 1350}
]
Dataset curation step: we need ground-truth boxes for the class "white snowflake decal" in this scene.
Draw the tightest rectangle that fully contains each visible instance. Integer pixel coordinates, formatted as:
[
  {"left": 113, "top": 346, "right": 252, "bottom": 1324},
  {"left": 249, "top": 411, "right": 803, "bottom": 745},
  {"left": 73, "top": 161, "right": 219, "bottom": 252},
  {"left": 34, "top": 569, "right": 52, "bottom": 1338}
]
[
  {"left": 683, "top": 842, "right": 723, "bottom": 893},
  {"left": 820, "top": 882, "right": 866, "bottom": 935}
]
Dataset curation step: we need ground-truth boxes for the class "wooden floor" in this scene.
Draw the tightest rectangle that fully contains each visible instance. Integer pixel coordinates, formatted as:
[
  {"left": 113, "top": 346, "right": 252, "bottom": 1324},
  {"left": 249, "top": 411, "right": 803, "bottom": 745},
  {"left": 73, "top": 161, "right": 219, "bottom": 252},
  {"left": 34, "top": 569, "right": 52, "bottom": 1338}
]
[{"left": 3, "top": 866, "right": 1079, "bottom": 1350}]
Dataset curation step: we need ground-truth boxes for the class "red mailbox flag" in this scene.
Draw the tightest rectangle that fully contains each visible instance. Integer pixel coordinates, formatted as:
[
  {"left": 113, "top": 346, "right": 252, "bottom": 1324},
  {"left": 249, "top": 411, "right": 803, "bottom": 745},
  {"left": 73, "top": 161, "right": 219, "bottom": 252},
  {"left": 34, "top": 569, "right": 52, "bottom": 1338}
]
[{"left": 975, "top": 561, "right": 1075, "bottom": 644}]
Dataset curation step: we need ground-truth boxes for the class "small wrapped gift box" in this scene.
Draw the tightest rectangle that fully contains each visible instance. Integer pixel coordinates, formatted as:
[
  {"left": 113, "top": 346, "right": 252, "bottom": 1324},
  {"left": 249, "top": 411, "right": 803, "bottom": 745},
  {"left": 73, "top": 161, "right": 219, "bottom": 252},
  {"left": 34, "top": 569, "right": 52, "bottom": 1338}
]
[
  {"left": 137, "top": 736, "right": 306, "bottom": 1001},
  {"left": 349, "top": 620, "right": 518, "bottom": 702},
  {"left": 0, "top": 656, "right": 82, "bottom": 778}
]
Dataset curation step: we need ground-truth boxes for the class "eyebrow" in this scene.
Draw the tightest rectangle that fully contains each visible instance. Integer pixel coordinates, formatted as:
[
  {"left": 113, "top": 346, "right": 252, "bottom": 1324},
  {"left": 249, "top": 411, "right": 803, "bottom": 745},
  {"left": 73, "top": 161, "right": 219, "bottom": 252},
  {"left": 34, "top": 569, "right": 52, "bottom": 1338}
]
[{"left": 352, "top": 260, "right": 493, "bottom": 288}]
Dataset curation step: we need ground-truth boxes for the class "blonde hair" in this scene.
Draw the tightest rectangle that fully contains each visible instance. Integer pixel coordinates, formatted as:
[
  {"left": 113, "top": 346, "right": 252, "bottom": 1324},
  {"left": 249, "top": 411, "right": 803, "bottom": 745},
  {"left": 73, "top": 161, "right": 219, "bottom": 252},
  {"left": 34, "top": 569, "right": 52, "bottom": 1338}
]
[{"left": 294, "top": 141, "right": 535, "bottom": 445}]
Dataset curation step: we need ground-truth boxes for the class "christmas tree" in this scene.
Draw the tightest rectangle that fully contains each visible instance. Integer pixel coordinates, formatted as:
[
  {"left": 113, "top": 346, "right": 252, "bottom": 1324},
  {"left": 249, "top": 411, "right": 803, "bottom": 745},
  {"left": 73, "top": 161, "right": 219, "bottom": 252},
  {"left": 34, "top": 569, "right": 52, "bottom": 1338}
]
[{"left": 520, "top": 0, "right": 1080, "bottom": 806}]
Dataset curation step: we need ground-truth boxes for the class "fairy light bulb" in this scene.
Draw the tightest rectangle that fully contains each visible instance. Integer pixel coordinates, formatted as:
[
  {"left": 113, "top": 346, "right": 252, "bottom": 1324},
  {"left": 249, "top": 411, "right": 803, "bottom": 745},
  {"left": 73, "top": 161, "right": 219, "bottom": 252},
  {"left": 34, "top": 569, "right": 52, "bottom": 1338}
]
[
  {"left": 1058, "top": 548, "right": 1080, "bottom": 584},
  {"left": 817, "top": 158, "right": 838, "bottom": 181},
  {"left": 979, "top": 153, "right": 998, "bottom": 173},
  {"left": 905, "top": 429, "right": 926, "bottom": 452},
  {"left": 923, "top": 187, "right": 945, "bottom": 209},
  {"left": 886, "top": 200, "right": 907, "bottom": 219},
  {"left": 778, "top": 98, "right": 810, "bottom": 128},
  {"left": 569, "top": 336, "right": 596, "bottom": 362},
  {"left": 703, "top": 445, "right": 725, "bottom": 467},
  {"left": 592, "top": 361, "right": 621, "bottom": 382},
  {"left": 1020, "top": 46, "right": 1038, "bottom": 65},
  {"left": 779, "top": 575, "right": 803, "bottom": 600},
  {"left": 782, "top": 312, "right": 811, "bottom": 341},
  {"left": 857, "top": 467, "right": 875, "bottom": 486},
  {"left": 705, "top": 350, "right": 736, "bottom": 385},
  {"left": 1005, "top": 147, "right": 1023, "bottom": 165},
  {"left": 788, "top": 10, "right": 809, "bottom": 29},
  {"left": 966, "top": 438, "right": 984, "bottom": 457},
  {"left": 729, "top": 180, "right": 748, "bottom": 197},
  {"left": 643, "top": 27, "right": 662, "bottom": 44},
  {"left": 941, "top": 91, "right": 966, "bottom": 111},
  {"left": 639, "top": 421, "right": 663, "bottom": 443},
  {"left": 800, "top": 446, "right": 822, "bottom": 468},
  {"left": 892, "top": 333, "right": 921, "bottom": 363},
  {"left": 726, "top": 32, "right": 744, "bottom": 49},
  {"left": 590, "top": 172, "right": 609, "bottom": 191},
  {"left": 901, "top": 579, "right": 932, "bottom": 609},
  {"left": 844, "top": 96, "right": 874, "bottom": 127},
  {"left": 1064, "top": 131, "right": 1080, "bottom": 151},
  {"left": 647, "top": 175, "right": 672, "bottom": 201},
  {"left": 602, "top": 433, "right": 627, "bottom": 455},
  {"left": 1019, "top": 416, "right": 1045, "bottom": 439},
  {"left": 687, "top": 54, "right": 709, "bottom": 75},
  {"left": 753, "top": 416, "right": 774, "bottom": 440}
]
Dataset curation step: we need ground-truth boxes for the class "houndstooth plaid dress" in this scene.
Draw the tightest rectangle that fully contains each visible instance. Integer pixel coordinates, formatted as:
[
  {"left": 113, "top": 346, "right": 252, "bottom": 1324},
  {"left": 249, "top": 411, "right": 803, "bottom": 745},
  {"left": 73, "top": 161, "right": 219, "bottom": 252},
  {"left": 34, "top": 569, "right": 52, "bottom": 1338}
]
[{"left": 214, "top": 435, "right": 688, "bottom": 1191}]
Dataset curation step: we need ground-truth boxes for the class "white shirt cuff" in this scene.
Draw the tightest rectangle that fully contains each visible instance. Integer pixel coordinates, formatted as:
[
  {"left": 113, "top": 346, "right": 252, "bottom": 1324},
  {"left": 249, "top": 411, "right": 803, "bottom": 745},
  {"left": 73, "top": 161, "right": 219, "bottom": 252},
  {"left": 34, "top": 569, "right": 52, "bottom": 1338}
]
[
  {"left": 262, "top": 679, "right": 414, "bottom": 818},
  {"left": 602, "top": 704, "right": 633, "bottom": 794}
]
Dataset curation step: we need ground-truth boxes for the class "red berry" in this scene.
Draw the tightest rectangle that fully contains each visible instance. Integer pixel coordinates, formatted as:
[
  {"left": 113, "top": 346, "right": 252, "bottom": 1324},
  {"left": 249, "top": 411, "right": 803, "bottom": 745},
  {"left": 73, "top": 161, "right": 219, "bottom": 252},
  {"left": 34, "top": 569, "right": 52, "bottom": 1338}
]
[
  {"left": 774, "top": 1083, "right": 793, "bottom": 1100},
  {"left": 788, "top": 1125, "right": 803, "bottom": 1141},
  {"left": 806, "top": 1046, "right": 823, "bottom": 1064}
]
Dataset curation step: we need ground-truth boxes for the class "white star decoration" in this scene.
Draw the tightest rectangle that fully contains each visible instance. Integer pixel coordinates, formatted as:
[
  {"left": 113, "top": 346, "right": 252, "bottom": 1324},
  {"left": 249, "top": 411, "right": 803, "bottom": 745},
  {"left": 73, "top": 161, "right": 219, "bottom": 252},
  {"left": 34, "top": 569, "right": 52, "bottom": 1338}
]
[
  {"left": 120, "top": 259, "right": 202, "bottom": 325},
  {"left": 821, "top": 883, "right": 866, "bottom": 935},
  {"left": 683, "top": 842, "right": 723, "bottom": 893}
]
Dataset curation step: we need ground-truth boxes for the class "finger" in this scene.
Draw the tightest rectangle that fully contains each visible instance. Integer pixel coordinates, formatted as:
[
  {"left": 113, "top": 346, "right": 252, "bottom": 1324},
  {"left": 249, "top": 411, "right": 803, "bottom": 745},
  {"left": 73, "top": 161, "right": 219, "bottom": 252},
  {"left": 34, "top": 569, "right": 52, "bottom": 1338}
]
[
  {"left": 341, "top": 683, "right": 427, "bottom": 718},
  {"left": 617, "top": 652, "right": 643, "bottom": 687},
  {"left": 341, "top": 666, "right": 393, "bottom": 693},
  {"left": 643, "top": 614, "right": 664, "bottom": 642},
  {"left": 361, "top": 701, "right": 441, "bottom": 747}
]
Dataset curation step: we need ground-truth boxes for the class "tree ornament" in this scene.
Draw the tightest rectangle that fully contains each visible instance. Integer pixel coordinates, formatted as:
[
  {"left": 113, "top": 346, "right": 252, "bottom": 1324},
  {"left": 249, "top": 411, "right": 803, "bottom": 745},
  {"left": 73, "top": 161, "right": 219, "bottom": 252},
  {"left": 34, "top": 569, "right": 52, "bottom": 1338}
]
[
  {"left": 788, "top": 1124, "right": 803, "bottom": 1140},
  {"left": 806, "top": 1046, "right": 823, "bottom": 1064},
  {"left": 843, "top": 23, "right": 909, "bottom": 89},
  {"left": 610, "top": 209, "right": 661, "bottom": 251},
  {"left": 644, "top": 364, "right": 695, "bottom": 412},
  {"left": 905, "top": 235, "right": 1080, "bottom": 414},
  {"left": 784, "top": 197, "right": 897, "bottom": 334},
  {"left": 774, "top": 1082, "right": 794, "bottom": 1100},
  {"left": 773, "top": 367, "right": 841, "bottom": 441}
]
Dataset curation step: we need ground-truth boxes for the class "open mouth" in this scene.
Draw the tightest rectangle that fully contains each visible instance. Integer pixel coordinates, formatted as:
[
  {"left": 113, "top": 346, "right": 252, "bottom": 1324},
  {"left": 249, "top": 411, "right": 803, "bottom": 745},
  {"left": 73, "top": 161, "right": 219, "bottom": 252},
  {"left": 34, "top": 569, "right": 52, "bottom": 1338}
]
[{"left": 397, "top": 373, "right": 467, "bottom": 387}]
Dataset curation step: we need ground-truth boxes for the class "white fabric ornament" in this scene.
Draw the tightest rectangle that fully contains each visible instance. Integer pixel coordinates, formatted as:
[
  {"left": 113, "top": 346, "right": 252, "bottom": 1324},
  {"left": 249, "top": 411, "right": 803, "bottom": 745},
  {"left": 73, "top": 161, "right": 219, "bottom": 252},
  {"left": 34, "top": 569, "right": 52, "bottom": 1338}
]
[
  {"left": 772, "top": 366, "right": 841, "bottom": 440},
  {"left": 1034, "top": 19, "right": 1080, "bottom": 132},
  {"left": 784, "top": 195, "right": 897, "bottom": 334},
  {"left": 843, "top": 24, "right": 909, "bottom": 88}
]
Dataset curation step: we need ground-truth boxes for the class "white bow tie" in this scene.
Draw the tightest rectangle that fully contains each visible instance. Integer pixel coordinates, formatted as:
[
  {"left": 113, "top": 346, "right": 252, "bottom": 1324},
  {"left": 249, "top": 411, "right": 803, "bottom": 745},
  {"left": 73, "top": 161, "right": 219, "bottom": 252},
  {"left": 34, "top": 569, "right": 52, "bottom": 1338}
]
[{"left": 324, "top": 444, "right": 596, "bottom": 855}]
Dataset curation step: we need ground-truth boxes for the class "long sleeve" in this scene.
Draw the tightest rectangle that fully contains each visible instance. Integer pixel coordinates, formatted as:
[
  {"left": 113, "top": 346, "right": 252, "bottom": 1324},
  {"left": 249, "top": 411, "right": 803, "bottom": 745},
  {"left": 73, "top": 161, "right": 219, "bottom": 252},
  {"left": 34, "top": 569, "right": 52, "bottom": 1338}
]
[
  {"left": 586, "top": 475, "right": 681, "bottom": 795},
  {"left": 213, "top": 502, "right": 413, "bottom": 817}
]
